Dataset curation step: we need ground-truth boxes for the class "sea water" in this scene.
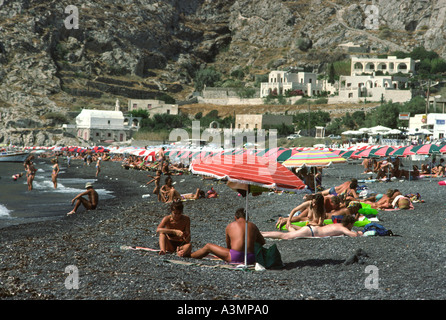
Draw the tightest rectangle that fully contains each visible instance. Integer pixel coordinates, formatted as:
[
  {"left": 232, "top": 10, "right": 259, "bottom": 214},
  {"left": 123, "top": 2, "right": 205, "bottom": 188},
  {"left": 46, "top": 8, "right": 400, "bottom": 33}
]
[{"left": 0, "top": 160, "right": 114, "bottom": 229}]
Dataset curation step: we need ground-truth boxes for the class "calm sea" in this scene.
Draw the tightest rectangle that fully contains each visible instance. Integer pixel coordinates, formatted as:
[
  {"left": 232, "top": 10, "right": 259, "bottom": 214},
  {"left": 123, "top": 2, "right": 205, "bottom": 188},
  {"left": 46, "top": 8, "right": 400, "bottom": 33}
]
[{"left": 0, "top": 159, "right": 114, "bottom": 229}]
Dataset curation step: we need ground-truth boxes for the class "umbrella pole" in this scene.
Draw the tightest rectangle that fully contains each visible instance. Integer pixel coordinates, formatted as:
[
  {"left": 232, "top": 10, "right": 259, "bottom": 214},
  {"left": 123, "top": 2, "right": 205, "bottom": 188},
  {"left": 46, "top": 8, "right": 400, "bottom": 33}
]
[{"left": 244, "top": 185, "right": 249, "bottom": 268}]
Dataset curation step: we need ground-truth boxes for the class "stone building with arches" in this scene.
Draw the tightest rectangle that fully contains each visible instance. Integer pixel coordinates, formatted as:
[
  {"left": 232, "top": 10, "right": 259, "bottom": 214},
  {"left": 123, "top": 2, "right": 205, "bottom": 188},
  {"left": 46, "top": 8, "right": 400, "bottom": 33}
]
[
  {"left": 351, "top": 56, "right": 415, "bottom": 76},
  {"left": 333, "top": 56, "right": 415, "bottom": 103}
]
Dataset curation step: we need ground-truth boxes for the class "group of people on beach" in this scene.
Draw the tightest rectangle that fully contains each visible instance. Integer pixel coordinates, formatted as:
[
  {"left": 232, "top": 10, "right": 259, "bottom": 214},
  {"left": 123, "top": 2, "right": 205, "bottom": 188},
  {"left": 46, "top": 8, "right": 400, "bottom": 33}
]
[
  {"left": 156, "top": 201, "right": 265, "bottom": 265},
  {"left": 362, "top": 156, "right": 445, "bottom": 180},
  {"left": 16, "top": 144, "right": 433, "bottom": 267}
]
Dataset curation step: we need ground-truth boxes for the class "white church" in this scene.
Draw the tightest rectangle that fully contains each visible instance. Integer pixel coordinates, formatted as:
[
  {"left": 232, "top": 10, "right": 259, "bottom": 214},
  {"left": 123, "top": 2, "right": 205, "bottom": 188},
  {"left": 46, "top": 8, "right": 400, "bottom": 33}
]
[{"left": 65, "top": 99, "right": 140, "bottom": 144}]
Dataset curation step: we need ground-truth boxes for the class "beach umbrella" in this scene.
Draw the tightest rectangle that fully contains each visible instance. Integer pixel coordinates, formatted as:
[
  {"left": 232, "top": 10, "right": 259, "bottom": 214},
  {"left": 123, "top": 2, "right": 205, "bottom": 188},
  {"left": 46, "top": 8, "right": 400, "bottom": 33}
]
[
  {"left": 255, "top": 148, "right": 270, "bottom": 157},
  {"left": 353, "top": 147, "right": 383, "bottom": 159},
  {"left": 390, "top": 146, "right": 415, "bottom": 157},
  {"left": 373, "top": 145, "right": 397, "bottom": 157},
  {"left": 262, "top": 147, "right": 293, "bottom": 163},
  {"left": 411, "top": 144, "right": 441, "bottom": 155},
  {"left": 369, "top": 125, "right": 392, "bottom": 133},
  {"left": 190, "top": 154, "right": 306, "bottom": 268},
  {"left": 282, "top": 149, "right": 347, "bottom": 168},
  {"left": 340, "top": 150, "right": 359, "bottom": 159},
  {"left": 440, "top": 145, "right": 446, "bottom": 153}
]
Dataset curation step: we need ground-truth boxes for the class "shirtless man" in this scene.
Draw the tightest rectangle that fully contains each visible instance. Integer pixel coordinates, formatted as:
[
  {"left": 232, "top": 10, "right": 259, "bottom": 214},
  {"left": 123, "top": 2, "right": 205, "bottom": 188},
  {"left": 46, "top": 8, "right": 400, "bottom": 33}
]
[
  {"left": 67, "top": 182, "right": 99, "bottom": 215},
  {"left": 320, "top": 178, "right": 358, "bottom": 200},
  {"left": 191, "top": 208, "right": 265, "bottom": 265},
  {"left": 157, "top": 147, "right": 166, "bottom": 171},
  {"left": 262, "top": 215, "right": 362, "bottom": 240},
  {"left": 156, "top": 201, "right": 192, "bottom": 257}
]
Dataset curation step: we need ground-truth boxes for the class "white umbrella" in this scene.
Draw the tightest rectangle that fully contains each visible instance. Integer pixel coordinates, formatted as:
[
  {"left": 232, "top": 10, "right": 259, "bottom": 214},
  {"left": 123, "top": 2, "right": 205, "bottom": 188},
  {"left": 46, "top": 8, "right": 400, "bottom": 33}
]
[
  {"left": 369, "top": 125, "right": 391, "bottom": 134},
  {"left": 342, "top": 130, "right": 362, "bottom": 135},
  {"left": 383, "top": 129, "right": 402, "bottom": 135}
]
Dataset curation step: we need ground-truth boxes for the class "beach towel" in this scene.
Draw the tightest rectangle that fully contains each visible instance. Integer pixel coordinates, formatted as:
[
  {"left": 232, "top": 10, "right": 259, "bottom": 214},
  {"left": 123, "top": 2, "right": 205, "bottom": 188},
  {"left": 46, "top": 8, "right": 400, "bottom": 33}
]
[{"left": 163, "top": 259, "right": 256, "bottom": 271}]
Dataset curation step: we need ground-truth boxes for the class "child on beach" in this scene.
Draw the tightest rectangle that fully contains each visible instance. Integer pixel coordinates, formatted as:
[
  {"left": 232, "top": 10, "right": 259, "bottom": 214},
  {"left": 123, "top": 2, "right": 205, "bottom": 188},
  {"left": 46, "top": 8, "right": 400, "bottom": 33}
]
[
  {"left": 95, "top": 157, "right": 101, "bottom": 177},
  {"left": 156, "top": 201, "right": 192, "bottom": 257},
  {"left": 147, "top": 170, "right": 162, "bottom": 201}
]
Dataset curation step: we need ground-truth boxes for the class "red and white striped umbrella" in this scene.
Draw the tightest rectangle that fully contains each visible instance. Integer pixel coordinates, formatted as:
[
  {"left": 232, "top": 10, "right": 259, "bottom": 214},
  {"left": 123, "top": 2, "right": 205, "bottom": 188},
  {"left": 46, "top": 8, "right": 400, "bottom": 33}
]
[
  {"left": 190, "top": 154, "right": 306, "bottom": 192},
  {"left": 190, "top": 153, "right": 305, "bottom": 267}
]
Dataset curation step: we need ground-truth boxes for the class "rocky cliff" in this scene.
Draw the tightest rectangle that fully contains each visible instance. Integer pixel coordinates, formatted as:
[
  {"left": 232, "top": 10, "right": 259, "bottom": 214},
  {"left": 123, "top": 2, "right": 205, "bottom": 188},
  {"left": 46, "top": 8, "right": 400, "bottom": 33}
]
[{"left": 1, "top": 0, "right": 445, "bottom": 146}]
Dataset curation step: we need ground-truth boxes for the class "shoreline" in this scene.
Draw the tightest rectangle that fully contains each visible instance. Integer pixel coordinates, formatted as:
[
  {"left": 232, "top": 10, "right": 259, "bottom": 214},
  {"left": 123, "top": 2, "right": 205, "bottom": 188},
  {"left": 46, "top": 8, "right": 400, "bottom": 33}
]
[{"left": 1, "top": 157, "right": 446, "bottom": 301}]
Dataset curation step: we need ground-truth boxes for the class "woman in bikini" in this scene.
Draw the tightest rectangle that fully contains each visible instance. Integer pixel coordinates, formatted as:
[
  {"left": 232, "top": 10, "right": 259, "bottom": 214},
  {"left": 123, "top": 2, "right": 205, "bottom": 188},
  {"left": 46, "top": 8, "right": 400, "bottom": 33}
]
[
  {"left": 51, "top": 158, "right": 60, "bottom": 189},
  {"left": 24, "top": 159, "right": 37, "bottom": 191}
]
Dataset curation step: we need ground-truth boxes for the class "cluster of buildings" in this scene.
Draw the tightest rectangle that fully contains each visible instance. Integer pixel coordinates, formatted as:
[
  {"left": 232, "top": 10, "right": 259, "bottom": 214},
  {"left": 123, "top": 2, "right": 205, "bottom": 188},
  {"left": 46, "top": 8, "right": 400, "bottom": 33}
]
[{"left": 62, "top": 55, "right": 446, "bottom": 144}]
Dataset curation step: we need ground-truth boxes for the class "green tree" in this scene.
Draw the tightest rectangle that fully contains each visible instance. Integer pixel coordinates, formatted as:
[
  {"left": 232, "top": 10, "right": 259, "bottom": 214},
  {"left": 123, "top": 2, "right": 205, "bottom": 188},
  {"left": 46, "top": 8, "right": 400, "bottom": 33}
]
[
  {"left": 328, "top": 63, "right": 336, "bottom": 84},
  {"left": 194, "top": 68, "right": 222, "bottom": 91}
]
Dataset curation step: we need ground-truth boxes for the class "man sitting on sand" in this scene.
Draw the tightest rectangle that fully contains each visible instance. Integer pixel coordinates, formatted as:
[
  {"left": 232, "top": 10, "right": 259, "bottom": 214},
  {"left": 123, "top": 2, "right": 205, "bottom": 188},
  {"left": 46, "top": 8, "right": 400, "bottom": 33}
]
[
  {"left": 67, "top": 182, "right": 99, "bottom": 216},
  {"left": 191, "top": 208, "right": 265, "bottom": 265},
  {"left": 262, "top": 215, "right": 362, "bottom": 240},
  {"left": 156, "top": 201, "right": 192, "bottom": 257}
]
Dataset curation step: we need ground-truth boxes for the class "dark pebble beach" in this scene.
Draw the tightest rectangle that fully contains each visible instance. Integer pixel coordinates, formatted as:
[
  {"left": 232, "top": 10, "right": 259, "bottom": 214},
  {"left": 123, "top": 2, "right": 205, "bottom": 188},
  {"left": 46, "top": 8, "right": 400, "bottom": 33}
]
[{"left": 1, "top": 156, "right": 446, "bottom": 304}]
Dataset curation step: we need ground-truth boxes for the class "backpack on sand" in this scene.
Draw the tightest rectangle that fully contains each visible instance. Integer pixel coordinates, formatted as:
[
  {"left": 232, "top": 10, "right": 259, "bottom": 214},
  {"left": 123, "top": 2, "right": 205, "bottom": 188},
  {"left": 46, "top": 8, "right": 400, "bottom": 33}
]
[{"left": 363, "top": 222, "right": 394, "bottom": 236}]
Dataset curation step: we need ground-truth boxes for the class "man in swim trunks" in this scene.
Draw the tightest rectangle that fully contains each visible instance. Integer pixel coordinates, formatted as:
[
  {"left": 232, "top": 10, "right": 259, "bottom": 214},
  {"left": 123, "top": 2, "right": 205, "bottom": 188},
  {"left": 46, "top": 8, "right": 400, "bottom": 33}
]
[
  {"left": 191, "top": 208, "right": 265, "bottom": 265},
  {"left": 67, "top": 182, "right": 99, "bottom": 215},
  {"left": 261, "top": 215, "right": 362, "bottom": 240}
]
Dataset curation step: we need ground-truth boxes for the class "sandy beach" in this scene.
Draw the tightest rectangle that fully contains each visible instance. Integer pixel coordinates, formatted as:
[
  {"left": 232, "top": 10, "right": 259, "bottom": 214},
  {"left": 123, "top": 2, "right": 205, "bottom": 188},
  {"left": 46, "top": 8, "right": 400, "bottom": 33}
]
[{"left": 1, "top": 156, "right": 446, "bottom": 304}]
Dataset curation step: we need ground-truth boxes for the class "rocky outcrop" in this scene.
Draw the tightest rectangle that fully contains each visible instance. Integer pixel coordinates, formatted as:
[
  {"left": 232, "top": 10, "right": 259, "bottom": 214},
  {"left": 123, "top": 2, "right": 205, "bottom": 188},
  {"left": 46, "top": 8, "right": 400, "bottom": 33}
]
[{"left": 0, "top": 0, "right": 445, "bottom": 146}]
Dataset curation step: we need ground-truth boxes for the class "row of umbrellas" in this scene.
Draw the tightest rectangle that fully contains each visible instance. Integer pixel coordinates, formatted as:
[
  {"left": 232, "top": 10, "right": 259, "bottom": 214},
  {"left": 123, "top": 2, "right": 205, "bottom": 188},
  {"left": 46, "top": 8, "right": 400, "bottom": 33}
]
[
  {"left": 334, "top": 143, "right": 446, "bottom": 159},
  {"left": 342, "top": 125, "right": 433, "bottom": 136}
]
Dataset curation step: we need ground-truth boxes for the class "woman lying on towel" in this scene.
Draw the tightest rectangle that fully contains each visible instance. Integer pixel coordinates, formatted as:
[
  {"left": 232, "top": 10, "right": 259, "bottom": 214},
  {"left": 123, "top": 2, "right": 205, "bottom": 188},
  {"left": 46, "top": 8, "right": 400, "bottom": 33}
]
[
  {"left": 262, "top": 215, "right": 362, "bottom": 239},
  {"left": 361, "top": 189, "right": 403, "bottom": 210}
]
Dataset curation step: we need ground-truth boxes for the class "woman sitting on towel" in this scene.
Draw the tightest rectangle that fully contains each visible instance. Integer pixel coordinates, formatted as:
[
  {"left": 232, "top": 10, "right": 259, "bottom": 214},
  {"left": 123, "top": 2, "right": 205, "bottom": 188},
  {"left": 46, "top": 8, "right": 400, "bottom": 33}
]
[{"left": 286, "top": 193, "right": 326, "bottom": 231}]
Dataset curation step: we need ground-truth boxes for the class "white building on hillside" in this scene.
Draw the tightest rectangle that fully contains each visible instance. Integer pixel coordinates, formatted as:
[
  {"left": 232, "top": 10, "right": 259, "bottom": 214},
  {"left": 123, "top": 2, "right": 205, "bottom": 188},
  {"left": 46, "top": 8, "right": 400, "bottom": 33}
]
[
  {"left": 128, "top": 99, "right": 178, "bottom": 117},
  {"left": 331, "top": 56, "right": 415, "bottom": 104},
  {"left": 351, "top": 56, "right": 415, "bottom": 76},
  {"left": 73, "top": 100, "right": 140, "bottom": 143},
  {"left": 260, "top": 70, "right": 336, "bottom": 98}
]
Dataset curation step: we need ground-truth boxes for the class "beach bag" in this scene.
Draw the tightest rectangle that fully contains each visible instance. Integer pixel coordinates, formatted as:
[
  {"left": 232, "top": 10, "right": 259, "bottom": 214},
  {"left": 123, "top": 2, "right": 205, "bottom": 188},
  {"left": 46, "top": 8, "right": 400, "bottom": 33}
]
[
  {"left": 255, "top": 243, "right": 284, "bottom": 269},
  {"left": 362, "top": 222, "right": 393, "bottom": 236}
]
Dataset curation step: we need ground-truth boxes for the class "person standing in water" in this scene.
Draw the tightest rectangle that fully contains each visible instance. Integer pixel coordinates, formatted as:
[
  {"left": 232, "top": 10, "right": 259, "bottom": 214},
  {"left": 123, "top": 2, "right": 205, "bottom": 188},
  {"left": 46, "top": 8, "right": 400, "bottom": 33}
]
[{"left": 51, "top": 158, "right": 60, "bottom": 189}]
